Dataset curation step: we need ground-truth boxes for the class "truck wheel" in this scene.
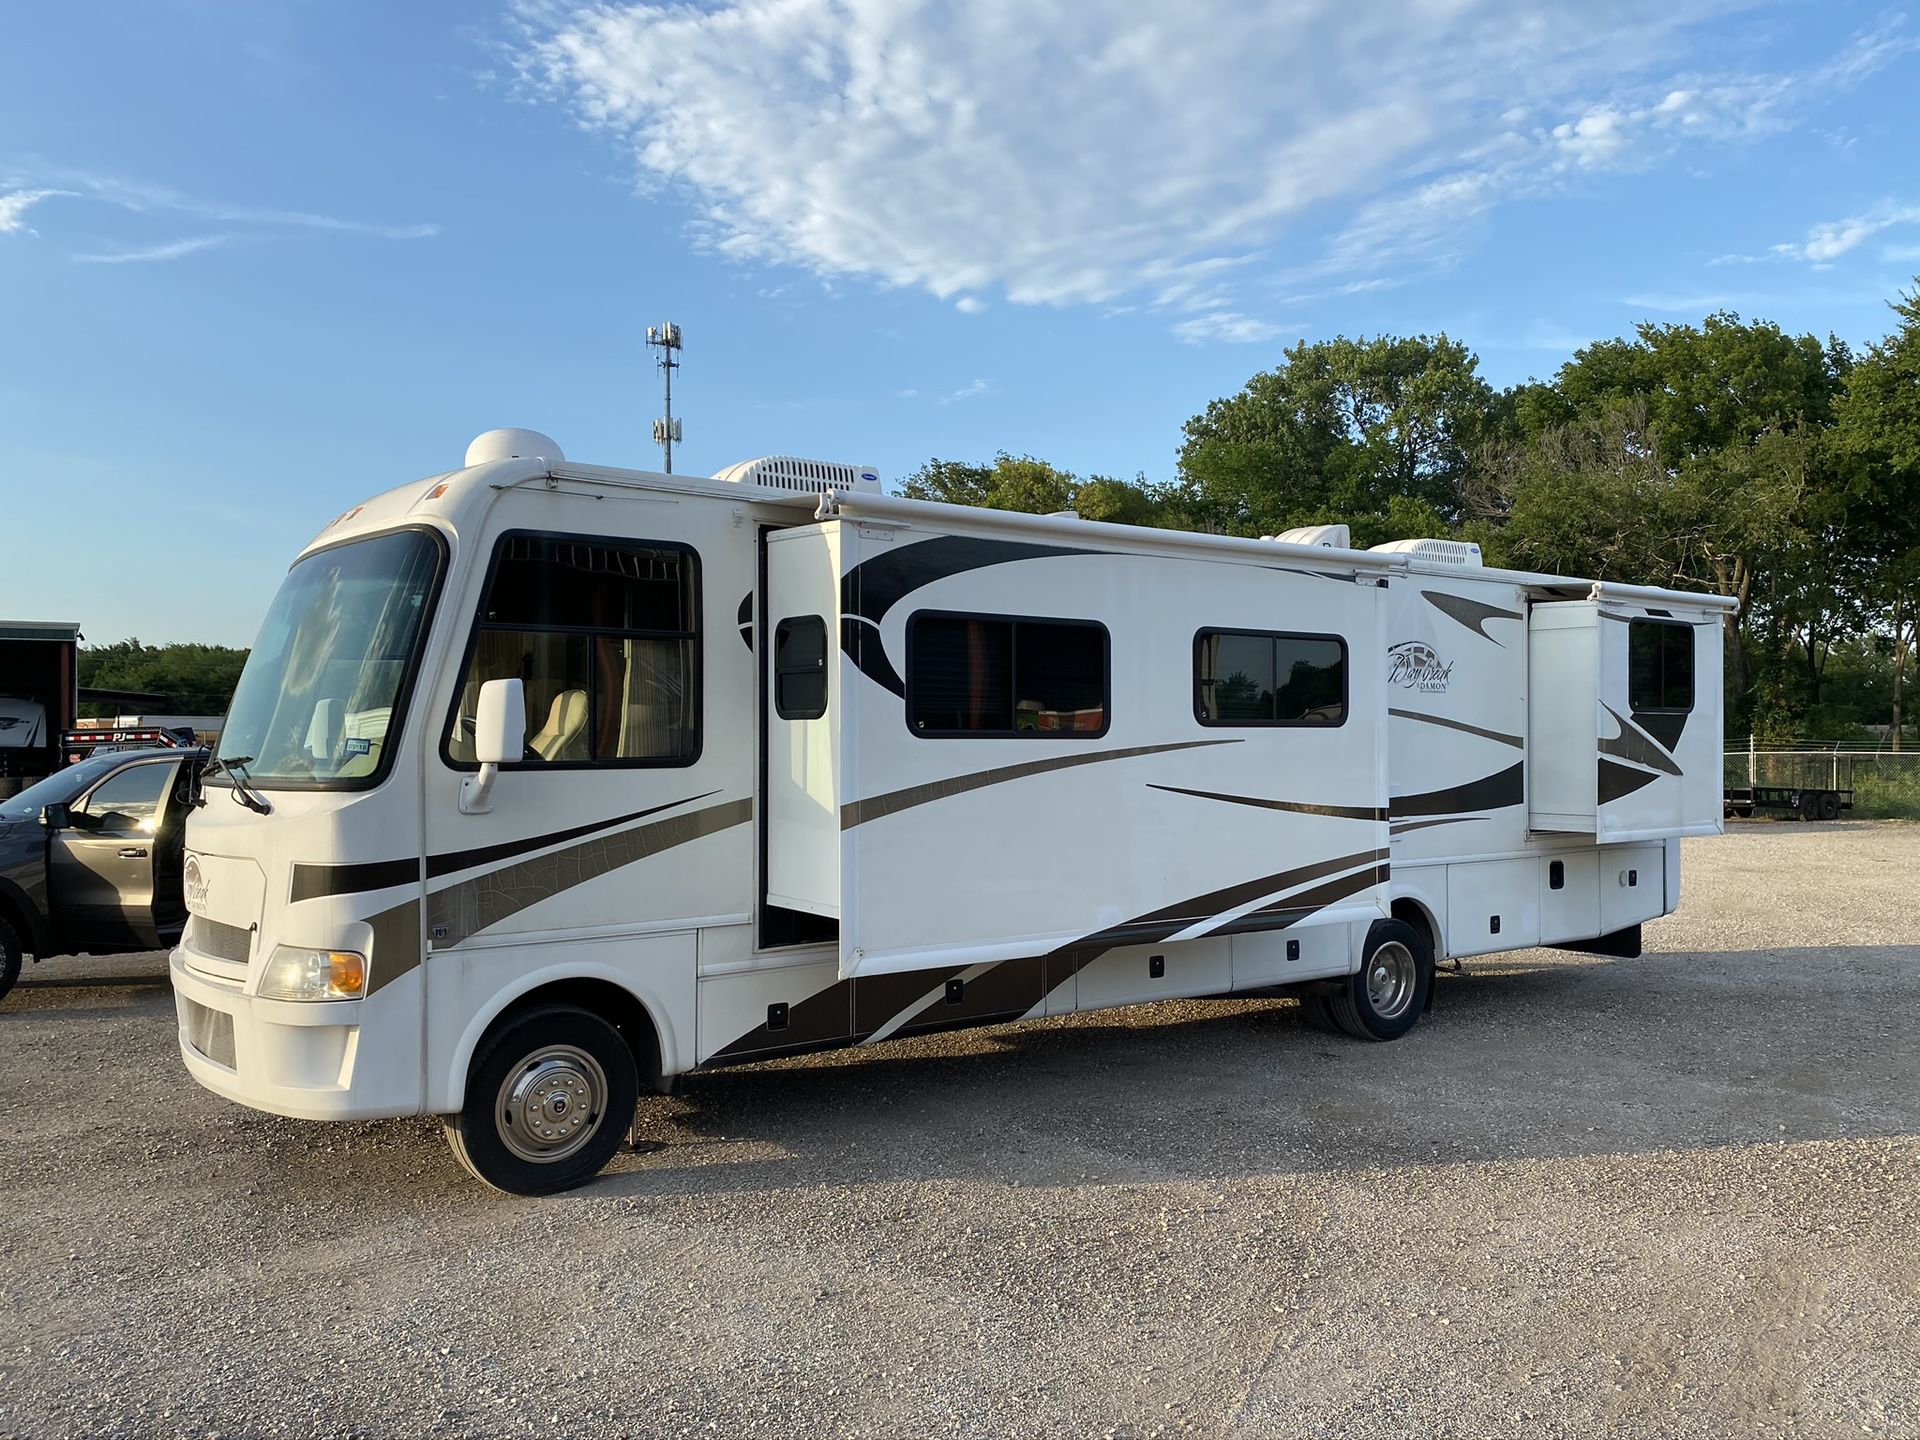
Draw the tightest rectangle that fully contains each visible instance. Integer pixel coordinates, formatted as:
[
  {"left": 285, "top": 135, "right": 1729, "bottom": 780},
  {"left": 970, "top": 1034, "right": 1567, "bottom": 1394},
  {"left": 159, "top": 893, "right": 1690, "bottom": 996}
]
[
  {"left": 445, "top": 1004, "right": 637, "bottom": 1196},
  {"left": 1327, "top": 919, "right": 1433, "bottom": 1042},
  {"left": 0, "top": 917, "right": 21, "bottom": 1002}
]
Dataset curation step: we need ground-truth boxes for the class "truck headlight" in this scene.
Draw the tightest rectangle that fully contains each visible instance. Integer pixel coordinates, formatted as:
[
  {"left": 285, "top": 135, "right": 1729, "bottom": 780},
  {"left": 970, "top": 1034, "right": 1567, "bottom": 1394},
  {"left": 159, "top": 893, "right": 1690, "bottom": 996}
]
[{"left": 259, "top": 946, "right": 367, "bottom": 1001}]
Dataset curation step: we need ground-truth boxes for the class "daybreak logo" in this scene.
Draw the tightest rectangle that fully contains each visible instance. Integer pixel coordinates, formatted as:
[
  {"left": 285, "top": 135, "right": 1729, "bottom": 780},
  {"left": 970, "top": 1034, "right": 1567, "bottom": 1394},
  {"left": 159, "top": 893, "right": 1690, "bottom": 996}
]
[
  {"left": 1388, "top": 641, "right": 1454, "bottom": 693},
  {"left": 183, "top": 854, "right": 209, "bottom": 914}
]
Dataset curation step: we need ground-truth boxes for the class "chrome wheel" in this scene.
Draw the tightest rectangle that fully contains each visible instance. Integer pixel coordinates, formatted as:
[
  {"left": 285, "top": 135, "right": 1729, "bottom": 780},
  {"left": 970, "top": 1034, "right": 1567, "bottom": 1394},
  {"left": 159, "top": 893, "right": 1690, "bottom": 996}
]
[
  {"left": 1365, "top": 940, "right": 1417, "bottom": 1020},
  {"left": 496, "top": 1044, "right": 608, "bottom": 1164}
]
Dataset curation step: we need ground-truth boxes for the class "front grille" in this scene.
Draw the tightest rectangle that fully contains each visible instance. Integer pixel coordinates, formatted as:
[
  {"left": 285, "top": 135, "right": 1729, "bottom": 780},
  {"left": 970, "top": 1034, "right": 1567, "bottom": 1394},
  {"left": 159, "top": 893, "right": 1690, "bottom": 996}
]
[
  {"left": 182, "top": 999, "right": 236, "bottom": 1069},
  {"left": 192, "top": 915, "right": 254, "bottom": 964}
]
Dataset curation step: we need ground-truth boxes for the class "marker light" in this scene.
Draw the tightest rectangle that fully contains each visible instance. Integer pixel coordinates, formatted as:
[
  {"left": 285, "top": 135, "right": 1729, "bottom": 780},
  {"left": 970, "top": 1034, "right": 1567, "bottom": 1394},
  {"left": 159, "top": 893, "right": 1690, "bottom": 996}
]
[{"left": 259, "top": 946, "right": 367, "bottom": 1001}]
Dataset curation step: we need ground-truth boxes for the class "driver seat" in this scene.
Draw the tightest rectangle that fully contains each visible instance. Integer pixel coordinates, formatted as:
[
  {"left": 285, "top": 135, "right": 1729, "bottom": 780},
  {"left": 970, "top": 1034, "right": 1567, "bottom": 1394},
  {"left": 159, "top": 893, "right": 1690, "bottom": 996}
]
[{"left": 530, "top": 689, "right": 588, "bottom": 762}]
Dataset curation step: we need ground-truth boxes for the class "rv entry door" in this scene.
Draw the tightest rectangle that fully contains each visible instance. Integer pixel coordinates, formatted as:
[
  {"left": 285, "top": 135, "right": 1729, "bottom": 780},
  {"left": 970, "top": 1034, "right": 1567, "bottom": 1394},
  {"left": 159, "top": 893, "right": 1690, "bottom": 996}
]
[{"left": 762, "top": 523, "right": 844, "bottom": 932}]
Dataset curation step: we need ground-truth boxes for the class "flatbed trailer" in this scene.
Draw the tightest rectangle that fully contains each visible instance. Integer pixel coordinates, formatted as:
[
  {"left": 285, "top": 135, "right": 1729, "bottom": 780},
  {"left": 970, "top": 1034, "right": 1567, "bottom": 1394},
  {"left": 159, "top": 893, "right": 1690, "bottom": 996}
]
[{"left": 1725, "top": 750, "right": 1856, "bottom": 821}]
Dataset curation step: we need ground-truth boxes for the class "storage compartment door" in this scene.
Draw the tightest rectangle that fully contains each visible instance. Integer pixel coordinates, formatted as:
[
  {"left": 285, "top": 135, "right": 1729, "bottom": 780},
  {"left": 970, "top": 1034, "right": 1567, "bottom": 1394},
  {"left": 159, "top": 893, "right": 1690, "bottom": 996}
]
[{"left": 764, "top": 524, "right": 843, "bottom": 918}]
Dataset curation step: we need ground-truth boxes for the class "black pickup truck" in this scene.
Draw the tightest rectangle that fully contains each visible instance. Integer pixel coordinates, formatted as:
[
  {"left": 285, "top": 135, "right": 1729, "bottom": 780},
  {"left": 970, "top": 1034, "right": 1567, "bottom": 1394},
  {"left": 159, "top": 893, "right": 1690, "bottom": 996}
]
[{"left": 0, "top": 745, "right": 209, "bottom": 1000}]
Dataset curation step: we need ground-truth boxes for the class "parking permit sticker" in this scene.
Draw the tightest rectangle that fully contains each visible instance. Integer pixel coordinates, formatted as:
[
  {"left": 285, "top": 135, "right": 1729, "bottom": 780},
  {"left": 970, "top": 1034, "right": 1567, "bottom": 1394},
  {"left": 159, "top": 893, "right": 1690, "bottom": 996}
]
[{"left": 344, "top": 738, "right": 372, "bottom": 756}]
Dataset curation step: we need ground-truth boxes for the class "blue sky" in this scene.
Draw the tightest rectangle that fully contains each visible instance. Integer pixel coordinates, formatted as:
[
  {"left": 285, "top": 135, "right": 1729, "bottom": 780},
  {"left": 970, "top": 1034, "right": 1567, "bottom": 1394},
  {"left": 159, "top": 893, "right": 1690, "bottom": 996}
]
[{"left": 3, "top": 0, "right": 1917, "bottom": 646}]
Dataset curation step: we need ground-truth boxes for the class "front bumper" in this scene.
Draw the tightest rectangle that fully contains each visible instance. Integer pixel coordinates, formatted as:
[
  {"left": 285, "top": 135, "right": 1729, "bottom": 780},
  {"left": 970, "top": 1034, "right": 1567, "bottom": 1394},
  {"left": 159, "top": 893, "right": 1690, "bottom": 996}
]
[{"left": 170, "top": 948, "right": 423, "bottom": 1122}]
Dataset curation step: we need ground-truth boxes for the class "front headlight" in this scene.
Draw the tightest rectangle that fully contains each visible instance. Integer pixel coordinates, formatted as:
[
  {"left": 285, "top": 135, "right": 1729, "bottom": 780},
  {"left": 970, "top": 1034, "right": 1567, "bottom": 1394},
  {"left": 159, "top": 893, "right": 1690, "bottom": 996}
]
[{"left": 259, "top": 946, "right": 367, "bottom": 1001}]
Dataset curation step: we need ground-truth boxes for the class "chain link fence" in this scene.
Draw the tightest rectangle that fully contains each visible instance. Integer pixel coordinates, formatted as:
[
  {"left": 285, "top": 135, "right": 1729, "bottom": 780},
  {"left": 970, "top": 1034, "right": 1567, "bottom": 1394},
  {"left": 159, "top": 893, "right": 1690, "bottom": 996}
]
[{"left": 1723, "top": 739, "right": 1920, "bottom": 819}]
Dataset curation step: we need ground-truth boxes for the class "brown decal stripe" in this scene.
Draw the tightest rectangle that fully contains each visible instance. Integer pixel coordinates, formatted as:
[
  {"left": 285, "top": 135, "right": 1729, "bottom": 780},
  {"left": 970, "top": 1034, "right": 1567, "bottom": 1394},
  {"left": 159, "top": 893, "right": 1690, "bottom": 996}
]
[
  {"left": 1390, "top": 762, "right": 1524, "bottom": 818},
  {"left": 1390, "top": 816, "right": 1482, "bottom": 836},
  {"left": 846, "top": 860, "right": 1392, "bottom": 1056},
  {"left": 1242, "top": 864, "right": 1390, "bottom": 928},
  {"left": 1387, "top": 708, "right": 1525, "bottom": 749},
  {"left": 1599, "top": 705, "right": 1680, "bottom": 777},
  {"left": 1598, "top": 759, "right": 1660, "bottom": 806},
  {"left": 1421, "top": 589, "right": 1522, "bottom": 642},
  {"left": 840, "top": 738, "right": 1240, "bottom": 829},
  {"left": 364, "top": 899, "right": 421, "bottom": 997},
  {"left": 1632, "top": 707, "right": 1688, "bottom": 752},
  {"left": 707, "top": 851, "right": 1392, "bottom": 1064},
  {"left": 1065, "top": 847, "right": 1388, "bottom": 951},
  {"left": 427, "top": 796, "right": 753, "bottom": 949},
  {"left": 1147, "top": 783, "right": 1385, "bottom": 822},
  {"left": 289, "top": 793, "right": 718, "bottom": 902}
]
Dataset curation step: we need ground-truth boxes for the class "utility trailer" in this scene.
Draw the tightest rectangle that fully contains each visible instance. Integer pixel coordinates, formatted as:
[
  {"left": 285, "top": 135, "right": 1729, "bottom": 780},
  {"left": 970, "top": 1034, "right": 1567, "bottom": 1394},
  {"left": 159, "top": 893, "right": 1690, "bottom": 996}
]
[
  {"left": 170, "top": 429, "right": 1735, "bottom": 1194},
  {"left": 1725, "top": 751, "right": 1855, "bottom": 821}
]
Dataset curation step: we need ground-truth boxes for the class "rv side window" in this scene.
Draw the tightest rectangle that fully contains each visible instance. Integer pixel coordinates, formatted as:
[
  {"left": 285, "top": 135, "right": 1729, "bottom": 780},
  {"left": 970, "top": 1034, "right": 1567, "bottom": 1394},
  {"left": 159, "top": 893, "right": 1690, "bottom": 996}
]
[
  {"left": 1194, "top": 629, "right": 1346, "bottom": 726},
  {"left": 774, "top": 616, "right": 829, "bottom": 720},
  {"left": 445, "top": 533, "right": 700, "bottom": 767},
  {"left": 907, "top": 612, "right": 1108, "bottom": 737},
  {"left": 1628, "top": 619, "right": 1693, "bottom": 713}
]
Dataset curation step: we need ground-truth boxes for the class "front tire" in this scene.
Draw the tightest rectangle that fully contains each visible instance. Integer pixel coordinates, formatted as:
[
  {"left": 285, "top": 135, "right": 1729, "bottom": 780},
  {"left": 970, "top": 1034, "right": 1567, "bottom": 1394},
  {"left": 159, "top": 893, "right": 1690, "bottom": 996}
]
[
  {"left": 0, "top": 916, "right": 22, "bottom": 1002},
  {"left": 445, "top": 1004, "right": 637, "bottom": 1195},
  {"left": 1326, "top": 919, "right": 1433, "bottom": 1042}
]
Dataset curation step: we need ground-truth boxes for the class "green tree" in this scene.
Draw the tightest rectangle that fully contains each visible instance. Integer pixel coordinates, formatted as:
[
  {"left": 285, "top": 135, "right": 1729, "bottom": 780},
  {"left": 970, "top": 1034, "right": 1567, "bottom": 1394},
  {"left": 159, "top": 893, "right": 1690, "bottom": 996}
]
[
  {"left": 899, "top": 453, "right": 1167, "bottom": 526},
  {"left": 77, "top": 640, "right": 250, "bottom": 717},
  {"left": 1830, "top": 283, "right": 1920, "bottom": 745},
  {"left": 1176, "top": 334, "right": 1498, "bottom": 544}
]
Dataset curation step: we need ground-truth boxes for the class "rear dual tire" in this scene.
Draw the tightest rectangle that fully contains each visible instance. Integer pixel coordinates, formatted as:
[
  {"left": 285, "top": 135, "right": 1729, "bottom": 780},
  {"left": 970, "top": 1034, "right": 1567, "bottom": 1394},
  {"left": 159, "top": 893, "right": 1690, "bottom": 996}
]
[
  {"left": 445, "top": 1004, "right": 638, "bottom": 1196},
  {"left": 1302, "top": 918, "right": 1434, "bottom": 1042}
]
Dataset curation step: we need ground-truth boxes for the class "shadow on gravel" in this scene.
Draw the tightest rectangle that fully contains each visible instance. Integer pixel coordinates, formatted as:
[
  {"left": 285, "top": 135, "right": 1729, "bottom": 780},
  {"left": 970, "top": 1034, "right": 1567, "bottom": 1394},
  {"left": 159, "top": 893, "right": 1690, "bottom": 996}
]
[
  {"left": 6, "top": 942, "right": 1912, "bottom": 1202},
  {"left": 584, "top": 943, "right": 1920, "bottom": 1201},
  {"left": 8, "top": 971, "right": 171, "bottom": 992}
]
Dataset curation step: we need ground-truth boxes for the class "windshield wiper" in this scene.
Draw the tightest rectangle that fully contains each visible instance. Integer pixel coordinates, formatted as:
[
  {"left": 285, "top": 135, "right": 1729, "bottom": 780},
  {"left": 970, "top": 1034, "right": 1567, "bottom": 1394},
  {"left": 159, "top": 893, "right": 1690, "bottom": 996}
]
[{"left": 205, "top": 755, "right": 272, "bottom": 815}]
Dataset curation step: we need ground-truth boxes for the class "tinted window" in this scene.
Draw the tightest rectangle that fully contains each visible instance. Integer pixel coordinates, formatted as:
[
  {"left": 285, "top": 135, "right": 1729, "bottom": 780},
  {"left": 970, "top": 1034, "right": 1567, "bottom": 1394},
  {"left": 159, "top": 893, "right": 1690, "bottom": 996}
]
[
  {"left": 77, "top": 761, "right": 173, "bottom": 832},
  {"left": 774, "top": 616, "right": 829, "bottom": 720},
  {"left": 1196, "top": 629, "right": 1346, "bottom": 726},
  {"left": 908, "top": 614, "right": 1107, "bottom": 736},
  {"left": 448, "top": 534, "right": 699, "bottom": 767},
  {"left": 1629, "top": 619, "right": 1694, "bottom": 712}
]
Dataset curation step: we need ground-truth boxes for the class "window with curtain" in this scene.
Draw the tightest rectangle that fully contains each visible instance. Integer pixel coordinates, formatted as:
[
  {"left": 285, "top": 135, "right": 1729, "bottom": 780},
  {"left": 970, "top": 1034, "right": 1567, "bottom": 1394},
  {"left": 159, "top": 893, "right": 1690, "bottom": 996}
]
[{"left": 446, "top": 533, "right": 699, "bottom": 766}]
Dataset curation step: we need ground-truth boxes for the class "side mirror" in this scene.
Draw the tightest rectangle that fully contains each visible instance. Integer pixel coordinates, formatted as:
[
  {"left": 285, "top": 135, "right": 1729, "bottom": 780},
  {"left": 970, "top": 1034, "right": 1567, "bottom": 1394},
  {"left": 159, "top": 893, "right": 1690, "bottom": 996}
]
[
  {"left": 474, "top": 678, "right": 526, "bottom": 765},
  {"left": 459, "top": 678, "right": 525, "bottom": 815},
  {"left": 41, "top": 801, "right": 70, "bottom": 831},
  {"left": 307, "top": 698, "right": 344, "bottom": 761}
]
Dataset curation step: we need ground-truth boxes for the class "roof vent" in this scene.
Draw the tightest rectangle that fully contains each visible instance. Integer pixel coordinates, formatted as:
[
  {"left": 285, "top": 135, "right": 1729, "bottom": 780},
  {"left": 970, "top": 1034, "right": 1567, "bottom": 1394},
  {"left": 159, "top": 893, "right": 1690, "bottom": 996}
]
[
  {"left": 1369, "top": 537, "right": 1483, "bottom": 567},
  {"left": 1268, "top": 524, "right": 1351, "bottom": 549},
  {"left": 712, "top": 456, "right": 881, "bottom": 494},
  {"left": 465, "top": 429, "right": 564, "bottom": 467}
]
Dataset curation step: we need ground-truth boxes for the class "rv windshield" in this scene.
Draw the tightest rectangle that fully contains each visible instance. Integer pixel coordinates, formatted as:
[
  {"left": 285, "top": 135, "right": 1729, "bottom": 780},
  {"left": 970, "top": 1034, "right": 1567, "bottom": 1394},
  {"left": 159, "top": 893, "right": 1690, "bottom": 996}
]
[{"left": 213, "top": 528, "right": 443, "bottom": 789}]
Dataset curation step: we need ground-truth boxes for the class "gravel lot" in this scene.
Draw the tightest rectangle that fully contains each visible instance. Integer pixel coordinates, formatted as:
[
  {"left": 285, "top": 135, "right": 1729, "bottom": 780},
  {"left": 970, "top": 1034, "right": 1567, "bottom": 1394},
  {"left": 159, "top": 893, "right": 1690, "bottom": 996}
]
[{"left": 2, "top": 823, "right": 1916, "bottom": 1439}]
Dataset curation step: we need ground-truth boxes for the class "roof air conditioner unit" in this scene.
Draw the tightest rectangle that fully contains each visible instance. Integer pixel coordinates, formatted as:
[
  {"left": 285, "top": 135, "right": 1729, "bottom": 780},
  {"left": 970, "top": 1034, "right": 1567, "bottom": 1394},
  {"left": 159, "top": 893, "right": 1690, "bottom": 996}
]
[
  {"left": 1369, "top": 537, "right": 1483, "bottom": 567},
  {"left": 711, "top": 457, "right": 881, "bottom": 495},
  {"left": 1268, "top": 524, "right": 1351, "bottom": 549}
]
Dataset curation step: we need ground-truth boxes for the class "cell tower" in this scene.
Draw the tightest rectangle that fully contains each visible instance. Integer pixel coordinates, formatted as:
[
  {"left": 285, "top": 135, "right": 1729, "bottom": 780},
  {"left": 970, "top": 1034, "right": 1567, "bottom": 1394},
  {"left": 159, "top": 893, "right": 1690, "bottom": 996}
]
[{"left": 646, "top": 321, "right": 683, "bottom": 473}]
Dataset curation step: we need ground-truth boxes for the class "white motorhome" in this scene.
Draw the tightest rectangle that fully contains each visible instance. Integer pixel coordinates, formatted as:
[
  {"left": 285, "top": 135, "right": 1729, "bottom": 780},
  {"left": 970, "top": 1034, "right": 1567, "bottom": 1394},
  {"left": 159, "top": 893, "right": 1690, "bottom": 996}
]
[{"left": 173, "top": 429, "right": 1732, "bottom": 1193}]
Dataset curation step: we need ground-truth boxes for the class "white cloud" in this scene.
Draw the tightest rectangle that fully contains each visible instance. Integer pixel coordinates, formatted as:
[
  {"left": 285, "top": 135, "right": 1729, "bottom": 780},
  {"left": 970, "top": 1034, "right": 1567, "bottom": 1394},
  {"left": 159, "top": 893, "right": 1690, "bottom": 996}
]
[
  {"left": 954, "top": 296, "right": 985, "bottom": 315},
  {"left": 1171, "top": 311, "right": 1289, "bottom": 345},
  {"left": 1771, "top": 203, "right": 1920, "bottom": 264},
  {"left": 73, "top": 234, "right": 232, "bottom": 264},
  {"left": 0, "top": 187, "right": 72, "bottom": 235},
  {"left": 1620, "top": 290, "right": 1742, "bottom": 313},
  {"left": 517, "top": 4, "right": 1914, "bottom": 334},
  {"left": 939, "top": 378, "right": 992, "bottom": 405},
  {"left": 1, "top": 165, "right": 438, "bottom": 248}
]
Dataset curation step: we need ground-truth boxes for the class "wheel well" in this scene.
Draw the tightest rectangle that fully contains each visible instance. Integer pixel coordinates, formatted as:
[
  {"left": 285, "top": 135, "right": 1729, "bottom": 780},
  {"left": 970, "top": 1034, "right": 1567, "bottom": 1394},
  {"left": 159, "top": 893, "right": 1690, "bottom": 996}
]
[
  {"left": 486, "top": 978, "right": 665, "bottom": 1092},
  {"left": 1390, "top": 897, "right": 1438, "bottom": 957},
  {"left": 0, "top": 882, "right": 43, "bottom": 958}
]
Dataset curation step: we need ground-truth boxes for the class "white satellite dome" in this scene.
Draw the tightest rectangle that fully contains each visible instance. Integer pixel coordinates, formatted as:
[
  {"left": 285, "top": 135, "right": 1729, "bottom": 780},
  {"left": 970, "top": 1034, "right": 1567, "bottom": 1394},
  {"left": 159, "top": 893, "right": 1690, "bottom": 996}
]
[{"left": 464, "top": 428, "right": 564, "bottom": 467}]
